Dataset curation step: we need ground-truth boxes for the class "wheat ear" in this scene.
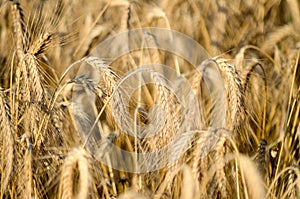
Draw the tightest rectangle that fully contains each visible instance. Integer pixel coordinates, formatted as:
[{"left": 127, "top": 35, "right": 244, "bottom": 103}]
[
  {"left": 0, "top": 89, "right": 14, "bottom": 196},
  {"left": 208, "top": 133, "right": 229, "bottom": 199},
  {"left": 28, "top": 32, "right": 53, "bottom": 57},
  {"left": 59, "top": 148, "right": 92, "bottom": 199},
  {"left": 255, "top": 139, "right": 269, "bottom": 183},
  {"left": 214, "top": 59, "right": 245, "bottom": 130},
  {"left": 192, "top": 128, "right": 232, "bottom": 198},
  {"left": 17, "top": 130, "right": 34, "bottom": 199},
  {"left": 10, "top": 0, "right": 26, "bottom": 59}
]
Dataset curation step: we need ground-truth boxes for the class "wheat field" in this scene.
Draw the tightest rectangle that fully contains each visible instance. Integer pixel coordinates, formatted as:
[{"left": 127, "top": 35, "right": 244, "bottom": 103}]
[{"left": 0, "top": 0, "right": 299, "bottom": 198}]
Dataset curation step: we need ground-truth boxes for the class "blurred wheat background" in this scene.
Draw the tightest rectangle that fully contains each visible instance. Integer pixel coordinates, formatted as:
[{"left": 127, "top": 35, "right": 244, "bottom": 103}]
[{"left": 0, "top": 0, "right": 299, "bottom": 198}]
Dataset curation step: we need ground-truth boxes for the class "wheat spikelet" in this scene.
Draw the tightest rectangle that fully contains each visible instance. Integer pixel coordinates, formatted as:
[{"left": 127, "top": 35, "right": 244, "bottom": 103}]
[
  {"left": 136, "top": 71, "right": 184, "bottom": 194},
  {"left": 17, "top": 56, "right": 30, "bottom": 104},
  {"left": 59, "top": 148, "right": 92, "bottom": 199},
  {"left": 190, "top": 66, "right": 205, "bottom": 95},
  {"left": 50, "top": 103, "right": 77, "bottom": 146},
  {"left": 192, "top": 130, "right": 214, "bottom": 182},
  {"left": 142, "top": 74, "right": 183, "bottom": 191},
  {"left": 10, "top": 0, "right": 27, "bottom": 129},
  {"left": 0, "top": 89, "right": 14, "bottom": 196},
  {"left": 24, "top": 33, "right": 51, "bottom": 104}
]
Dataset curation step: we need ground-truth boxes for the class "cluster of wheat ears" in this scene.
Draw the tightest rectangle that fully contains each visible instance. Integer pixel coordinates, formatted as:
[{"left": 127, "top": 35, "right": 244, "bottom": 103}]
[{"left": 0, "top": 0, "right": 299, "bottom": 198}]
